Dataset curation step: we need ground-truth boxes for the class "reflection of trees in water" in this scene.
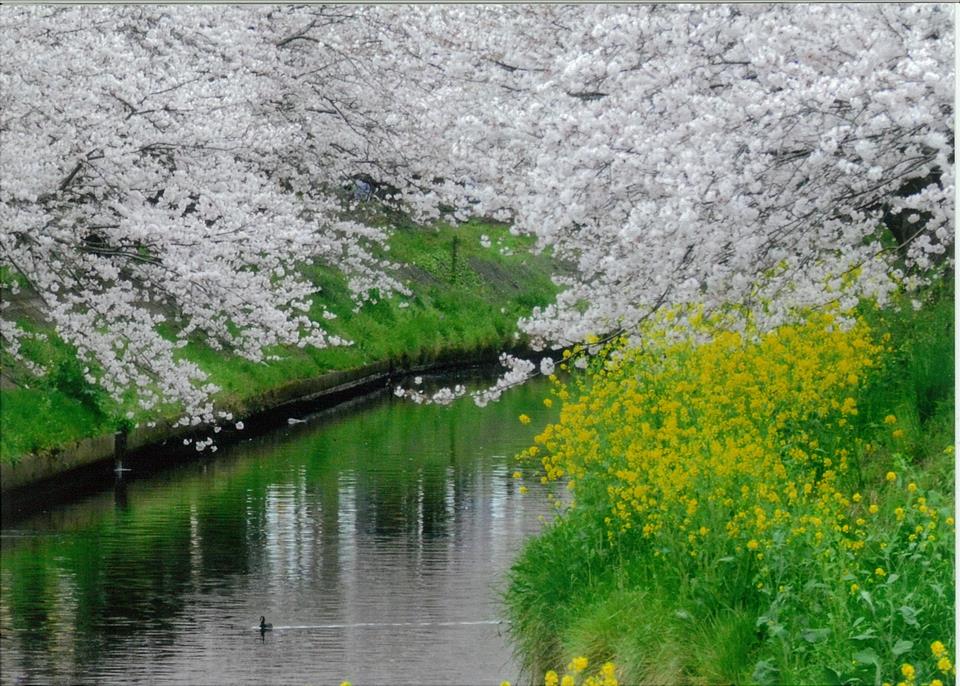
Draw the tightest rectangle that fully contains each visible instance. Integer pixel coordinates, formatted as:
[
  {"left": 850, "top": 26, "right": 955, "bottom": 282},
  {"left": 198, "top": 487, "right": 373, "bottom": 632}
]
[
  {"left": 1, "top": 473, "right": 271, "bottom": 680},
  {"left": 0, "top": 378, "right": 552, "bottom": 682},
  {"left": 3, "top": 543, "right": 60, "bottom": 670},
  {"left": 347, "top": 393, "right": 524, "bottom": 560},
  {"left": 1, "top": 512, "right": 195, "bottom": 678},
  {"left": 352, "top": 406, "right": 467, "bottom": 541},
  {"left": 197, "top": 495, "right": 253, "bottom": 582},
  {"left": 316, "top": 471, "right": 343, "bottom": 593}
]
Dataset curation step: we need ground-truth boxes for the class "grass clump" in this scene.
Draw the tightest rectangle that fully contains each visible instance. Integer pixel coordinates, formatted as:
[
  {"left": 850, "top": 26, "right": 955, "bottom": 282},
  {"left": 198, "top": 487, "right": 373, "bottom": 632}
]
[{"left": 506, "top": 288, "right": 954, "bottom": 685}]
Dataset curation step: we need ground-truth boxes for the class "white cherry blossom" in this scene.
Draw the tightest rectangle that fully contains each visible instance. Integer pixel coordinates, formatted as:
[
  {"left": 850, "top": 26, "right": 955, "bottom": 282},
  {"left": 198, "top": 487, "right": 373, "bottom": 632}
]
[{"left": 1, "top": 5, "right": 953, "bottom": 421}]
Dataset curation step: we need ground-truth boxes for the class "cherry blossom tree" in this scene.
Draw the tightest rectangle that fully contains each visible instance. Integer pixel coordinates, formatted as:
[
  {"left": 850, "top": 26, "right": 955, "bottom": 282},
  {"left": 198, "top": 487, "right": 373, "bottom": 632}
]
[
  {"left": 1, "top": 5, "right": 953, "bottom": 420},
  {"left": 393, "top": 4, "right": 954, "bottom": 345},
  {"left": 385, "top": 3, "right": 953, "bottom": 403},
  {"left": 0, "top": 6, "right": 410, "bottom": 424}
]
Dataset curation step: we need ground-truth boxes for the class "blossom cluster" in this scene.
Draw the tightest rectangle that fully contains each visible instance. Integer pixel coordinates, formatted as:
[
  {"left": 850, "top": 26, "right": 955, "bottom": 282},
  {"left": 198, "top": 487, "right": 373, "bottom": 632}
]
[
  {"left": 393, "top": 353, "right": 538, "bottom": 407},
  {"left": 1, "top": 5, "right": 953, "bottom": 427}
]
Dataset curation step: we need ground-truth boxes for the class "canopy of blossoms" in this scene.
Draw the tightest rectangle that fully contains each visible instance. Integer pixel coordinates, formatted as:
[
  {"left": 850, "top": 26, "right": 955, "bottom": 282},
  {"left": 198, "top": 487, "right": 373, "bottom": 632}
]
[{"left": 1, "top": 5, "right": 953, "bottom": 421}]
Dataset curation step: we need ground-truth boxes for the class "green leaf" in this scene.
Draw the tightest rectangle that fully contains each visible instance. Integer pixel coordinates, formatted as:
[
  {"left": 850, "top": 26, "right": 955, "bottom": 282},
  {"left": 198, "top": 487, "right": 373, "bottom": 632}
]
[
  {"left": 803, "top": 627, "right": 832, "bottom": 643},
  {"left": 853, "top": 649, "right": 882, "bottom": 686},
  {"left": 898, "top": 606, "right": 920, "bottom": 627},
  {"left": 752, "top": 658, "right": 779, "bottom": 686},
  {"left": 820, "top": 666, "right": 844, "bottom": 686},
  {"left": 892, "top": 639, "right": 914, "bottom": 657}
]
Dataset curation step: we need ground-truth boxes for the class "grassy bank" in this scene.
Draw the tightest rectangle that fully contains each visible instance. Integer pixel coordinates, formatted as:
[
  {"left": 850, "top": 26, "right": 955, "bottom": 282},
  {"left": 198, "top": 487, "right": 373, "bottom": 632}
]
[
  {"left": 506, "top": 286, "right": 954, "bottom": 686},
  {"left": 0, "top": 216, "right": 558, "bottom": 462}
]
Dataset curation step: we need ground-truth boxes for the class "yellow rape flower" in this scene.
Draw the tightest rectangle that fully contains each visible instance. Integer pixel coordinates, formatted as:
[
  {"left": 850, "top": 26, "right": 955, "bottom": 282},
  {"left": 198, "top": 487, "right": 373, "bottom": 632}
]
[
  {"left": 931, "top": 640, "right": 947, "bottom": 657},
  {"left": 892, "top": 429, "right": 904, "bottom": 439},
  {"left": 519, "top": 309, "right": 891, "bottom": 618},
  {"left": 561, "top": 676, "right": 575, "bottom": 686},
  {"left": 906, "top": 482, "right": 917, "bottom": 493},
  {"left": 569, "top": 656, "right": 589, "bottom": 673},
  {"left": 519, "top": 486, "right": 529, "bottom": 495},
  {"left": 875, "top": 567, "right": 886, "bottom": 577},
  {"left": 886, "top": 471, "right": 897, "bottom": 482},
  {"left": 545, "top": 671, "right": 559, "bottom": 686},
  {"left": 519, "top": 414, "right": 531, "bottom": 425},
  {"left": 884, "top": 415, "right": 898, "bottom": 424},
  {"left": 937, "top": 657, "right": 953, "bottom": 673},
  {"left": 900, "top": 663, "right": 915, "bottom": 680}
]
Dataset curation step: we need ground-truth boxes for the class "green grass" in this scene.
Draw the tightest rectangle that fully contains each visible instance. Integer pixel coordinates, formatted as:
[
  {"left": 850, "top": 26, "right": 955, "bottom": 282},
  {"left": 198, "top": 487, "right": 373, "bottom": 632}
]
[
  {"left": 504, "top": 284, "right": 954, "bottom": 685},
  {"left": 0, "top": 389, "right": 110, "bottom": 459},
  {"left": 0, "top": 217, "right": 558, "bottom": 463}
]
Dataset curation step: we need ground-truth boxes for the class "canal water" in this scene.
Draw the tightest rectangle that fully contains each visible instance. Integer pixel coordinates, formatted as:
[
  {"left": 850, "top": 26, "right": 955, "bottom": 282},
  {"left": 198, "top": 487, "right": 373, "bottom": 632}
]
[{"left": 0, "top": 376, "right": 558, "bottom": 685}]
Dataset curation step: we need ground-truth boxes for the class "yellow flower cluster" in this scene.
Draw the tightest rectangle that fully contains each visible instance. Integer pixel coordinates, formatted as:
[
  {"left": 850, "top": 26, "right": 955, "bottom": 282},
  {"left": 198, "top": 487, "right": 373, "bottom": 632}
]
[
  {"left": 520, "top": 306, "right": 954, "bottom": 682},
  {"left": 544, "top": 658, "right": 618, "bottom": 686},
  {"left": 509, "top": 295, "right": 958, "bottom": 686},
  {"left": 929, "top": 641, "right": 955, "bottom": 678},
  {"left": 888, "top": 643, "right": 956, "bottom": 686},
  {"left": 530, "top": 310, "right": 881, "bottom": 559}
]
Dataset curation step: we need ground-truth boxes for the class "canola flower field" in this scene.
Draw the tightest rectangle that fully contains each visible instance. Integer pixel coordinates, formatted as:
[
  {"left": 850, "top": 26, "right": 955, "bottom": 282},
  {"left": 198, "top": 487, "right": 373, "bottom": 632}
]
[{"left": 507, "top": 289, "right": 954, "bottom": 686}]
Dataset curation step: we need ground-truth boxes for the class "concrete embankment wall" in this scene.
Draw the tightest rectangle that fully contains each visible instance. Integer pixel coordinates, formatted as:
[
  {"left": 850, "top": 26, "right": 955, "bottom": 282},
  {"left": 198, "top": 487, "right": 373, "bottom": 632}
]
[{"left": 1, "top": 349, "right": 509, "bottom": 513}]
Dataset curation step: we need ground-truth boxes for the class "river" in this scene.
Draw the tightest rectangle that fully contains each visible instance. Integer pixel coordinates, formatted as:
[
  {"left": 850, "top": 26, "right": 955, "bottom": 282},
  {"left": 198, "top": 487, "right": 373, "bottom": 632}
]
[{"left": 0, "top": 375, "right": 557, "bottom": 685}]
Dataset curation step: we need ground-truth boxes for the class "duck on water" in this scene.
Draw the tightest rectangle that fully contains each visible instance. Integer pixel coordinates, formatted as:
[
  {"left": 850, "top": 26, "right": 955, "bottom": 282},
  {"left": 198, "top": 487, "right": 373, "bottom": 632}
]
[{"left": 259, "top": 616, "right": 272, "bottom": 631}]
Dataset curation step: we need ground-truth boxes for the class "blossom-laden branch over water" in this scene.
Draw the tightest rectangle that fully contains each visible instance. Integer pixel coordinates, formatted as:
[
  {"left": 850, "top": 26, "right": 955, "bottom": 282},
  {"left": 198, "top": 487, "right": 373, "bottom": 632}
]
[{"left": 0, "top": 5, "right": 953, "bottom": 424}]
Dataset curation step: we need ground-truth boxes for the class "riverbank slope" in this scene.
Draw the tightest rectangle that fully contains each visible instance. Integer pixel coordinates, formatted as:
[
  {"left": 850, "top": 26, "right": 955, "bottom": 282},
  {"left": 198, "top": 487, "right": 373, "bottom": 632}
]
[
  {"left": 506, "top": 285, "right": 954, "bottom": 686},
  {"left": 1, "top": 215, "right": 558, "bottom": 493}
]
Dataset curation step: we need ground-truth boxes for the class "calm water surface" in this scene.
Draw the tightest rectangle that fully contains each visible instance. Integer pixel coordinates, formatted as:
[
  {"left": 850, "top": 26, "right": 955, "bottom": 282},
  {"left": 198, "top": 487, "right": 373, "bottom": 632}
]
[{"left": 0, "top": 377, "right": 557, "bottom": 685}]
